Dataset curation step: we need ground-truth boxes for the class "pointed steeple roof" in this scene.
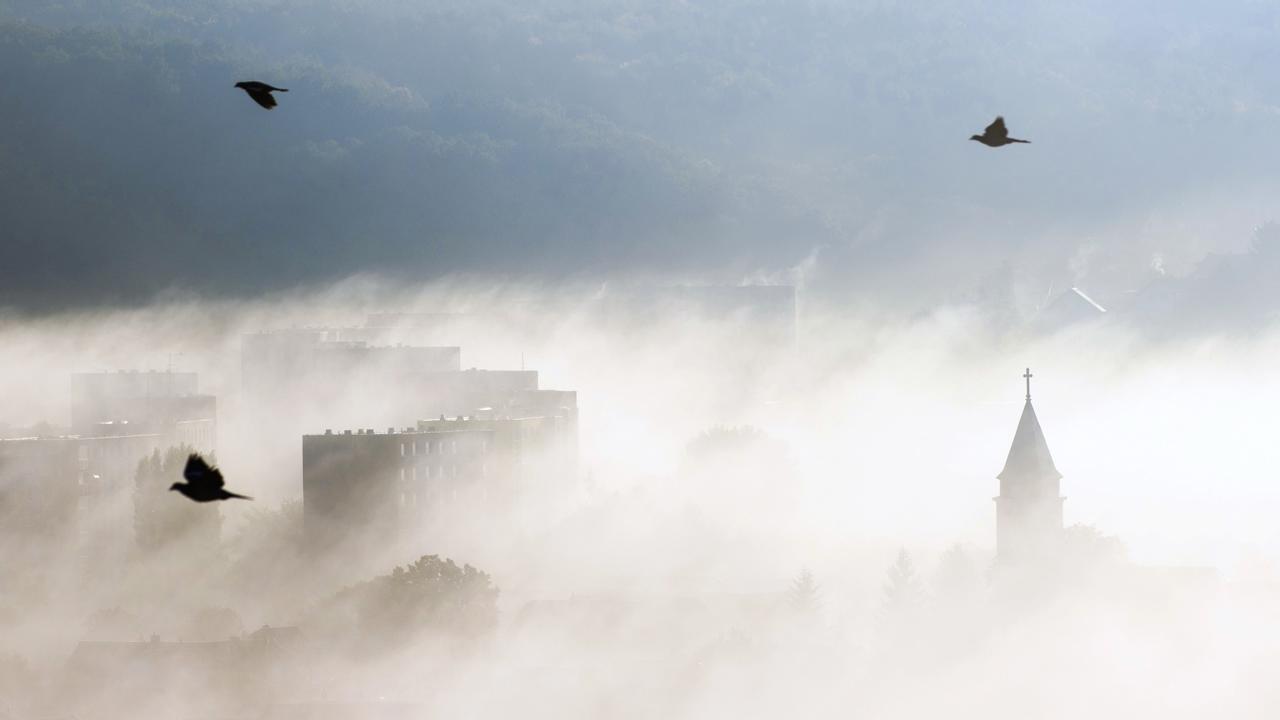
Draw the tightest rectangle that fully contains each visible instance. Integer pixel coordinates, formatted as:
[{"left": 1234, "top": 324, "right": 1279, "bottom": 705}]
[{"left": 998, "top": 397, "right": 1061, "bottom": 481}]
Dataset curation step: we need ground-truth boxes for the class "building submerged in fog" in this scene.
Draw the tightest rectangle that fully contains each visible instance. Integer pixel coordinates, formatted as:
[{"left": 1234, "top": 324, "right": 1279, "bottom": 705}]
[
  {"left": 301, "top": 395, "right": 578, "bottom": 554},
  {"left": 63, "top": 626, "right": 306, "bottom": 717},
  {"left": 240, "top": 327, "right": 569, "bottom": 456},
  {"left": 71, "top": 370, "right": 216, "bottom": 451},
  {"left": 0, "top": 371, "right": 217, "bottom": 563},
  {"left": 994, "top": 369, "right": 1065, "bottom": 567},
  {"left": 245, "top": 318, "right": 580, "bottom": 556},
  {"left": 303, "top": 426, "right": 493, "bottom": 551},
  {"left": 241, "top": 328, "right": 462, "bottom": 399}
]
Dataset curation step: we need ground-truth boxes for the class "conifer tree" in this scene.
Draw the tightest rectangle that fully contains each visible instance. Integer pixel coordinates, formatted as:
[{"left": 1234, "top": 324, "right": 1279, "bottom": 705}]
[
  {"left": 882, "top": 549, "right": 923, "bottom": 612},
  {"left": 789, "top": 567, "right": 821, "bottom": 615}
]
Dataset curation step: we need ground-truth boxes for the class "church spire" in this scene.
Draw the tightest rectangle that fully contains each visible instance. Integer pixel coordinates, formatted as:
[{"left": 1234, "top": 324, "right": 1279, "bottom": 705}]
[
  {"left": 998, "top": 370, "right": 1061, "bottom": 483},
  {"left": 994, "top": 368, "right": 1066, "bottom": 566}
]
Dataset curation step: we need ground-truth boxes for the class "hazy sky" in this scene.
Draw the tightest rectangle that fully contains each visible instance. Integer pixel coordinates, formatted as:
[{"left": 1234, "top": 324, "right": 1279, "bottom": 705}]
[
  {"left": 2, "top": 0, "right": 1280, "bottom": 313},
  {"left": 7, "top": 7, "right": 1280, "bottom": 717},
  {"left": 2, "top": 0, "right": 1280, "bottom": 568}
]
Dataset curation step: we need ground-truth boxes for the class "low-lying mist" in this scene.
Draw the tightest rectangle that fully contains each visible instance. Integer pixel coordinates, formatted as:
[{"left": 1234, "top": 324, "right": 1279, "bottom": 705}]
[{"left": 0, "top": 275, "right": 1276, "bottom": 718}]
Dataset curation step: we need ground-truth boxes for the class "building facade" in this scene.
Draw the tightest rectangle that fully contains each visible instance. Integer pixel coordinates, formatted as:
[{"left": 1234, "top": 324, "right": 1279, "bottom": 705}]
[
  {"left": 0, "top": 432, "right": 163, "bottom": 564},
  {"left": 302, "top": 427, "right": 494, "bottom": 552},
  {"left": 241, "top": 329, "right": 462, "bottom": 398},
  {"left": 71, "top": 370, "right": 216, "bottom": 453},
  {"left": 416, "top": 389, "right": 579, "bottom": 496}
]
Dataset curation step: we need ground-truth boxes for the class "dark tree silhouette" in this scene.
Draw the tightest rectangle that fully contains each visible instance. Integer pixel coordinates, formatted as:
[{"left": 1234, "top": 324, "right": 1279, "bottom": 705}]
[
  {"left": 315, "top": 555, "right": 499, "bottom": 653},
  {"left": 685, "top": 425, "right": 772, "bottom": 458}
]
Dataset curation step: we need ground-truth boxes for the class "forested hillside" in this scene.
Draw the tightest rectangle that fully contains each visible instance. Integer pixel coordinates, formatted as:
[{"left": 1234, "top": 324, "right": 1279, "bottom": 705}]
[{"left": 3, "top": 1, "right": 1280, "bottom": 310}]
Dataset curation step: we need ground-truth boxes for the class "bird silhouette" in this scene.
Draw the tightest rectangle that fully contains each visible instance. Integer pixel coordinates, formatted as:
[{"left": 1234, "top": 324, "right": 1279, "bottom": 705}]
[
  {"left": 970, "top": 116, "right": 1030, "bottom": 147},
  {"left": 234, "top": 81, "right": 288, "bottom": 110},
  {"left": 171, "top": 454, "right": 252, "bottom": 502}
]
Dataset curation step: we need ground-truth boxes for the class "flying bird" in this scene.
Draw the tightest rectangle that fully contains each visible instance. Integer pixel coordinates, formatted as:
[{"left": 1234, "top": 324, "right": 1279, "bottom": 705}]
[
  {"left": 234, "top": 81, "right": 288, "bottom": 110},
  {"left": 172, "top": 454, "right": 252, "bottom": 502},
  {"left": 970, "top": 116, "right": 1030, "bottom": 147}
]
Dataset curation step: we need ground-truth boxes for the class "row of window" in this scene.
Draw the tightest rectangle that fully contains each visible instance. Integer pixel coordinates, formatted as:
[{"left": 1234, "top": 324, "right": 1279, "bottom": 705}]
[
  {"left": 399, "top": 487, "right": 460, "bottom": 508},
  {"left": 397, "top": 463, "right": 486, "bottom": 482},
  {"left": 400, "top": 439, "right": 476, "bottom": 457}
]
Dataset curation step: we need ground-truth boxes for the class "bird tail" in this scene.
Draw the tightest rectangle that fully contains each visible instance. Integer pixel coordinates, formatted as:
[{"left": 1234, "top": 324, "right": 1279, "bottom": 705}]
[
  {"left": 226, "top": 491, "right": 253, "bottom": 500},
  {"left": 1010, "top": 138, "right": 1030, "bottom": 143},
  {"left": 278, "top": 88, "right": 289, "bottom": 92}
]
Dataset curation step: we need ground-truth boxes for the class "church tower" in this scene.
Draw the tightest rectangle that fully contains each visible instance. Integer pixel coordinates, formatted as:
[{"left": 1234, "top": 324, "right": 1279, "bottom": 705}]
[{"left": 994, "top": 369, "right": 1065, "bottom": 565}]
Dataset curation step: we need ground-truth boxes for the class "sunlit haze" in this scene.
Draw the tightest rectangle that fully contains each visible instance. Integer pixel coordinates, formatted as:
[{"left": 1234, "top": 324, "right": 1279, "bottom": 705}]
[{"left": 1, "top": 2, "right": 1278, "bottom": 718}]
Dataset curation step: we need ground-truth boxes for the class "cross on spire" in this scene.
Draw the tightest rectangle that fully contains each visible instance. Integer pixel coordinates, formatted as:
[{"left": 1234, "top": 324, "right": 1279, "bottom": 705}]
[{"left": 1023, "top": 367, "right": 1033, "bottom": 401}]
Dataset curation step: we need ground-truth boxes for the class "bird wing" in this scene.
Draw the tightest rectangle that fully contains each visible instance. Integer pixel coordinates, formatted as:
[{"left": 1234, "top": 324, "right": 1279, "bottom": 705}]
[
  {"left": 184, "top": 453, "right": 225, "bottom": 489},
  {"left": 246, "top": 88, "right": 277, "bottom": 109},
  {"left": 985, "top": 116, "right": 1009, "bottom": 140}
]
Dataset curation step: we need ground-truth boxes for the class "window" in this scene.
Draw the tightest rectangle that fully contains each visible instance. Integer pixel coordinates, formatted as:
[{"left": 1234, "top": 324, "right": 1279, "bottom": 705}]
[{"left": 400, "top": 443, "right": 405, "bottom": 457}]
